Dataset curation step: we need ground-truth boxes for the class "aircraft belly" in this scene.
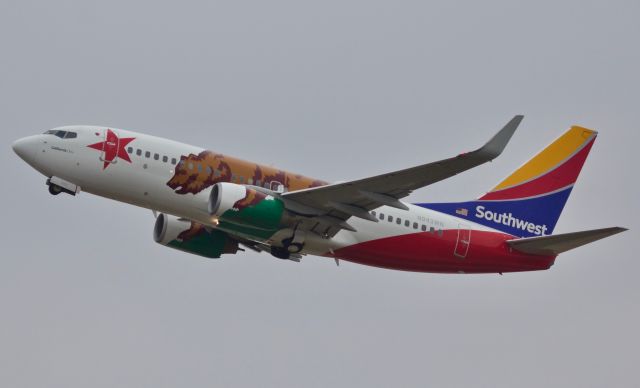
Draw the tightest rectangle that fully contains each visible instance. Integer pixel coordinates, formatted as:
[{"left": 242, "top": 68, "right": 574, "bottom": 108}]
[{"left": 329, "top": 230, "right": 555, "bottom": 273}]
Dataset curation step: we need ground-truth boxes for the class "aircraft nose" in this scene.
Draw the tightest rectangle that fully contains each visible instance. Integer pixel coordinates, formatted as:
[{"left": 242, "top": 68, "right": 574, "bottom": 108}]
[{"left": 12, "top": 136, "right": 39, "bottom": 163}]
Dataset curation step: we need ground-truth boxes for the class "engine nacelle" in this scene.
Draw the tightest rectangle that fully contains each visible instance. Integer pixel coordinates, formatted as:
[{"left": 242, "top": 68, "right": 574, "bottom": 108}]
[
  {"left": 208, "top": 182, "right": 284, "bottom": 231},
  {"left": 153, "top": 213, "right": 238, "bottom": 258}
]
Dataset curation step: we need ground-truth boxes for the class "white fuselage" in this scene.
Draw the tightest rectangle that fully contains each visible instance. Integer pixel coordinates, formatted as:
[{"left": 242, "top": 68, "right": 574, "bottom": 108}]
[{"left": 15, "top": 126, "right": 493, "bottom": 255}]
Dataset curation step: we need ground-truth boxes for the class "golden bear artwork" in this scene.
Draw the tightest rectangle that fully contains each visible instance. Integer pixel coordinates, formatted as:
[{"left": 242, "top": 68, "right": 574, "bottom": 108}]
[
  {"left": 177, "top": 222, "right": 208, "bottom": 241},
  {"left": 167, "top": 150, "right": 327, "bottom": 195}
]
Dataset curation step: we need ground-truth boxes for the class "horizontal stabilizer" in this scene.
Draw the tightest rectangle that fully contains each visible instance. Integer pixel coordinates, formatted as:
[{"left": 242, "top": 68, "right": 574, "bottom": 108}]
[{"left": 507, "top": 227, "right": 627, "bottom": 256}]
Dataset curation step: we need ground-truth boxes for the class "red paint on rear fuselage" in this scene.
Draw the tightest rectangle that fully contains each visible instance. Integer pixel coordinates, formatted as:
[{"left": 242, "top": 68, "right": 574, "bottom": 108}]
[{"left": 332, "top": 230, "right": 555, "bottom": 273}]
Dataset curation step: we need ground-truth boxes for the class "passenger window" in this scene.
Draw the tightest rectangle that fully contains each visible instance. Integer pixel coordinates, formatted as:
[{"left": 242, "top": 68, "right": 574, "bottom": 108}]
[
  {"left": 162, "top": 156, "right": 168, "bottom": 163},
  {"left": 127, "top": 147, "right": 133, "bottom": 154},
  {"left": 388, "top": 215, "right": 393, "bottom": 222},
  {"left": 136, "top": 149, "right": 142, "bottom": 156},
  {"left": 379, "top": 213, "right": 384, "bottom": 220},
  {"left": 154, "top": 153, "right": 159, "bottom": 160},
  {"left": 404, "top": 220, "right": 410, "bottom": 227},
  {"left": 438, "top": 229, "right": 444, "bottom": 237},
  {"left": 64, "top": 131, "right": 77, "bottom": 139},
  {"left": 145, "top": 151, "right": 151, "bottom": 158},
  {"left": 421, "top": 225, "right": 427, "bottom": 232},
  {"left": 413, "top": 222, "right": 418, "bottom": 229},
  {"left": 171, "top": 158, "right": 177, "bottom": 165},
  {"left": 396, "top": 218, "right": 402, "bottom": 225},
  {"left": 371, "top": 211, "right": 376, "bottom": 216}
]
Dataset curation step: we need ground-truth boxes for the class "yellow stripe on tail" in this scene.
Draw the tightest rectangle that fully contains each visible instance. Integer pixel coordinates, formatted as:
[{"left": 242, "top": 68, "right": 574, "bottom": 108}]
[{"left": 491, "top": 126, "right": 597, "bottom": 192}]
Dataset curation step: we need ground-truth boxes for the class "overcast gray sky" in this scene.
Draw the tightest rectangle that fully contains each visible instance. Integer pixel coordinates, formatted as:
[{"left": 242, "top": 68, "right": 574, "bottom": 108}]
[{"left": 1, "top": 1, "right": 638, "bottom": 387}]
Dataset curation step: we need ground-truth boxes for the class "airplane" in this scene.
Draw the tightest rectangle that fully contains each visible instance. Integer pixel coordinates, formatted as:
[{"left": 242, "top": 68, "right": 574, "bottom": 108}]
[{"left": 12, "top": 116, "right": 627, "bottom": 274}]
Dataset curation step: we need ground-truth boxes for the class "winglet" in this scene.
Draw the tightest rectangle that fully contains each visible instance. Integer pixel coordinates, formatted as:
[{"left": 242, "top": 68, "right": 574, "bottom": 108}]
[{"left": 476, "top": 115, "right": 523, "bottom": 160}]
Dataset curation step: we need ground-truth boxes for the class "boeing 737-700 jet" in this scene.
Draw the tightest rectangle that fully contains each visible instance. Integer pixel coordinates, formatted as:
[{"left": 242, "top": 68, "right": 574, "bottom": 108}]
[{"left": 12, "top": 116, "right": 626, "bottom": 273}]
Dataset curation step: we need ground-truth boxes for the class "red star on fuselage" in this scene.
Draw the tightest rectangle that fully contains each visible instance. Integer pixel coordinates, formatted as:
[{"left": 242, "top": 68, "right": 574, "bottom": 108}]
[{"left": 87, "top": 129, "right": 136, "bottom": 170}]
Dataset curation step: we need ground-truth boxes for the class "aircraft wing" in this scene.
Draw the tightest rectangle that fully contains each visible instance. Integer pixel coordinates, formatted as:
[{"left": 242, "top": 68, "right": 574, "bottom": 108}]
[{"left": 281, "top": 116, "right": 523, "bottom": 233}]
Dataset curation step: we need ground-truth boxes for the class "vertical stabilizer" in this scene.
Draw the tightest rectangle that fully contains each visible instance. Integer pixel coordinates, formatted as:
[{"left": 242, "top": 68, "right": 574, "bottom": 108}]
[{"left": 417, "top": 126, "right": 597, "bottom": 237}]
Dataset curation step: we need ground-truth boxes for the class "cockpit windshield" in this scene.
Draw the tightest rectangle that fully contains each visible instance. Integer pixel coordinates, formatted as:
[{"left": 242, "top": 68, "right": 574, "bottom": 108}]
[{"left": 44, "top": 130, "right": 77, "bottom": 139}]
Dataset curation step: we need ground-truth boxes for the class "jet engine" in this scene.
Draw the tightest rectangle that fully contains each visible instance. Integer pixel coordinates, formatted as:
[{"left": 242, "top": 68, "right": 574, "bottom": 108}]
[
  {"left": 208, "top": 182, "right": 285, "bottom": 231},
  {"left": 153, "top": 213, "right": 238, "bottom": 258}
]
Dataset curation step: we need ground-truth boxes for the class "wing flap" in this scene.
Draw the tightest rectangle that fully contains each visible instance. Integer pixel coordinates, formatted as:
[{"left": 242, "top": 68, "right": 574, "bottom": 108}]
[{"left": 507, "top": 227, "right": 627, "bottom": 256}]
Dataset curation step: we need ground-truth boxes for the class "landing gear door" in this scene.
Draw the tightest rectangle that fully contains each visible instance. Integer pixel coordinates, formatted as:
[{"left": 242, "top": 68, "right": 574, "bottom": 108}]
[
  {"left": 454, "top": 223, "right": 471, "bottom": 258},
  {"left": 99, "top": 128, "right": 120, "bottom": 165}
]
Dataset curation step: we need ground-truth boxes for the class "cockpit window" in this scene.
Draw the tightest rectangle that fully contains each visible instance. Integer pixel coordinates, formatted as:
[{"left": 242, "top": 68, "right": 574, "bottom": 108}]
[
  {"left": 44, "top": 130, "right": 77, "bottom": 139},
  {"left": 44, "top": 130, "right": 65, "bottom": 138}
]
